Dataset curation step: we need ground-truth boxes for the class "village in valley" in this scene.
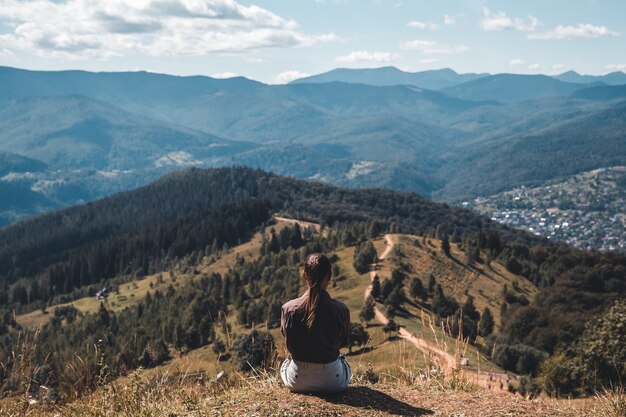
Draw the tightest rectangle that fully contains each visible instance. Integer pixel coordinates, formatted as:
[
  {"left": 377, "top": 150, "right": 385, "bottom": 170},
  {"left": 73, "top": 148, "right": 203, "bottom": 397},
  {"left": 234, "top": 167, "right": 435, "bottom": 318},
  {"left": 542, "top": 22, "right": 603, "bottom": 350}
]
[{"left": 463, "top": 166, "right": 626, "bottom": 253}]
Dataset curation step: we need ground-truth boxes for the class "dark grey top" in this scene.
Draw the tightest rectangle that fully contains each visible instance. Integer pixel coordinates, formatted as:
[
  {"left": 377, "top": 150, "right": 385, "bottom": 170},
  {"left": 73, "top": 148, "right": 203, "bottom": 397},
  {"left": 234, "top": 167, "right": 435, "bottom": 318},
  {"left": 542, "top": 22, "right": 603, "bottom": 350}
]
[{"left": 281, "top": 289, "right": 350, "bottom": 364}]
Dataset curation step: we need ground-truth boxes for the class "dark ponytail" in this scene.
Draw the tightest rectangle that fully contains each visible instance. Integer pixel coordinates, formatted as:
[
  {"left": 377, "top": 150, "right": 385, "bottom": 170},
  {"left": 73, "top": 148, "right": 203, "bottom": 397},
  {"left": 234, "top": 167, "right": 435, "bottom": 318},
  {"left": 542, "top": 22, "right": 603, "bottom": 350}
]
[{"left": 303, "top": 253, "right": 332, "bottom": 329}]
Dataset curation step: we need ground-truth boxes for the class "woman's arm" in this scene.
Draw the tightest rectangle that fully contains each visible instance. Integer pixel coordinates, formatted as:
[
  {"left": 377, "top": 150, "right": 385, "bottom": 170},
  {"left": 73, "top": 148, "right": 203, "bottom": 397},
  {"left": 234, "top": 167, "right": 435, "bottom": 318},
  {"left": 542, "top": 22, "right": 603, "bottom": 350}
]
[{"left": 340, "top": 307, "right": 350, "bottom": 347}]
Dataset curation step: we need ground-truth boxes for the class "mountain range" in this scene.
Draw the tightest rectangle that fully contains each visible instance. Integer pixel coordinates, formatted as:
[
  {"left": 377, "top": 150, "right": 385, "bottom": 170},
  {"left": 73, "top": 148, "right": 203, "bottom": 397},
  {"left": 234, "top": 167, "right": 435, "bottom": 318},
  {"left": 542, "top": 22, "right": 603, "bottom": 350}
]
[
  {"left": 291, "top": 66, "right": 626, "bottom": 89},
  {"left": 1, "top": 65, "right": 626, "bottom": 227}
]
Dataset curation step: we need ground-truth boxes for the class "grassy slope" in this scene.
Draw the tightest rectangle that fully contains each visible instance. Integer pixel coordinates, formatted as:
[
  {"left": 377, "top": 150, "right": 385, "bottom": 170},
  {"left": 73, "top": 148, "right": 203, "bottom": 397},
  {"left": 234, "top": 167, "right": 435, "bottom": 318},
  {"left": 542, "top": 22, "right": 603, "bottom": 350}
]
[
  {"left": 0, "top": 374, "right": 604, "bottom": 417},
  {"left": 390, "top": 235, "right": 537, "bottom": 327},
  {"left": 379, "top": 235, "right": 536, "bottom": 379}
]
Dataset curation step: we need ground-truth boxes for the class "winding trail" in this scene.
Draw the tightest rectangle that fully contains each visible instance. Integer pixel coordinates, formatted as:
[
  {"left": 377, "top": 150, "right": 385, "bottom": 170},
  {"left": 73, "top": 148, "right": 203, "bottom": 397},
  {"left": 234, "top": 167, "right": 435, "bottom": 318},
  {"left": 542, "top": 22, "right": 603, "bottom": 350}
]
[
  {"left": 363, "top": 235, "right": 509, "bottom": 392},
  {"left": 364, "top": 235, "right": 455, "bottom": 372}
]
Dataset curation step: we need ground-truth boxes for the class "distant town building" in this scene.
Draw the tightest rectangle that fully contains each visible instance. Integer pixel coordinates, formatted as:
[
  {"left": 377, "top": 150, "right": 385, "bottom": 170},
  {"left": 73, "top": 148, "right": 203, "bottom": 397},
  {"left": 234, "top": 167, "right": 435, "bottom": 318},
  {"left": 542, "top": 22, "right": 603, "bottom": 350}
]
[
  {"left": 96, "top": 287, "right": 110, "bottom": 300},
  {"left": 463, "top": 167, "right": 626, "bottom": 253}
]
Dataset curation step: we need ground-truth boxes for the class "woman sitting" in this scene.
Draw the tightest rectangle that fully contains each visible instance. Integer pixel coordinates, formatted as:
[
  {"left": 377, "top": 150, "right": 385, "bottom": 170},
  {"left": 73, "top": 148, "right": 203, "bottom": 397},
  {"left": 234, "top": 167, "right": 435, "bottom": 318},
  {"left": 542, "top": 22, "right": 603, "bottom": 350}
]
[{"left": 280, "top": 253, "right": 352, "bottom": 393}]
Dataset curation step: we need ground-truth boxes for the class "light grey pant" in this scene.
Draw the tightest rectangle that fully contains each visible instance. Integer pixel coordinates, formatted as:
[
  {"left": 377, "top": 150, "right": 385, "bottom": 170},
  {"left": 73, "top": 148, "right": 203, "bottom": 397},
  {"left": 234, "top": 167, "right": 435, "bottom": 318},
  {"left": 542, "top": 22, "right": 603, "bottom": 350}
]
[{"left": 280, "top": 354, "right": 352, "bottom": 393}]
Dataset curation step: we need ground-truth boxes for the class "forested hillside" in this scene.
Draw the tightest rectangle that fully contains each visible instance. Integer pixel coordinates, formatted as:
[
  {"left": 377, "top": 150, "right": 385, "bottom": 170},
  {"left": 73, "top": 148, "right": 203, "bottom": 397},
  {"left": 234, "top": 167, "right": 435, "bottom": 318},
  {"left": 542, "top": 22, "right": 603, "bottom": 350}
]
[
  {"left": 437, "top": 101, "right": 626, "bottom": 199},
  {"left": 0, "top": 168, "right": 624, "bottom": 401},
  {"left": 0, "top": 167, "right": 520, "bottom": 313}
]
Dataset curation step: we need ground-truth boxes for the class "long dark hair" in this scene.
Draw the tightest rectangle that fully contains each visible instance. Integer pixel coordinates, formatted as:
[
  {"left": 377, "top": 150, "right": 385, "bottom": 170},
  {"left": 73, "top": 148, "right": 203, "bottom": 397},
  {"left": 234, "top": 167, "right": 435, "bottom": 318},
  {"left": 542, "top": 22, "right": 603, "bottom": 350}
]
[{"left": 303, "top": 253, "right": 332, "bottom": 329}]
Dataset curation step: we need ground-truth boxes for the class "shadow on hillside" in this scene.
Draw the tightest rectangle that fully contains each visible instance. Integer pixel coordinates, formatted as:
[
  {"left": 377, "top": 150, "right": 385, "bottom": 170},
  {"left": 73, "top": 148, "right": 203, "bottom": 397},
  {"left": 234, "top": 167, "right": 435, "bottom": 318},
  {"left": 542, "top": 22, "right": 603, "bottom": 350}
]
[
  {"left": 312, "top": 386, "right": 433, "bottom": 416},
  {"left": 447, "top": 253, "right": 470, "bottom": 269}
]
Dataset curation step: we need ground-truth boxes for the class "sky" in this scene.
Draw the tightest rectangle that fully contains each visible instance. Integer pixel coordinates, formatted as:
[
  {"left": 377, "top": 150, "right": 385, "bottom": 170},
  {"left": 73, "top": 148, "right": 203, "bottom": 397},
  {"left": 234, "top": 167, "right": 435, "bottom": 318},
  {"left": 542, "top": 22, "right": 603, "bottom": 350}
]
[{"left": 0, "top": 0, "right": 625, "bottom": 84}]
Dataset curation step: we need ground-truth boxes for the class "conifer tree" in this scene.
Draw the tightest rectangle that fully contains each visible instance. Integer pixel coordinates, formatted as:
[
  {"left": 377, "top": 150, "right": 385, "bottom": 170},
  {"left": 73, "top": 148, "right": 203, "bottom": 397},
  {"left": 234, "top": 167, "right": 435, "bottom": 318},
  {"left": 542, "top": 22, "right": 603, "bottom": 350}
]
[
  {"left": 232, "top": 330, "right": 275, "bottom": 371},
  {"left": 479, "top": 307, "right": 494, "bottom": 337},
  {"left": 152, "top": 339, "right": 171, "bottom": 365},
  {"left": 353, "top": 241, "right": 378, "bottom": 274},
  {"left": 371, "top": 276, "right": 381, "bottom": 299},
  {"left": 409, "top": 277, "right": 426, "bottom": 300},
  {"left": 381, "top": 279, "right": 394, "bottom": 302},
  {"left": 441, "top": 234, "right": 451, "bottom": 257},
  {"left": 98, "top": 302, "right": 110, "bottom": 326},
  {"left": 383, "top": 319, "right": 399, "bottom": 338},
  {"left": 390, "top": 268, "right": 405, "bottom": 288},
  {"left": 462, "top": 296, "right": 480, "bottom": 322},
  {"left": 428, "top": 274, "right": 436, "bottom": 295},
  {"left": 360, "top": 296, "right": 375, "bottom": 327},
  {"left": 348, "top": 322, "right": 370, "bottom": 354},
  {"left": 268, "top": 229, "right": 280, "bottom": 253}
]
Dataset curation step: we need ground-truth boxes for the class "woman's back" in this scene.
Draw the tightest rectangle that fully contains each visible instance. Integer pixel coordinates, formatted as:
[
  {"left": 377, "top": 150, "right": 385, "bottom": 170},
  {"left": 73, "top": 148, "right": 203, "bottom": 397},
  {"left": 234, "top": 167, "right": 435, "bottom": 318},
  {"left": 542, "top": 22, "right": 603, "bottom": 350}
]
[
  {"left": 281, "top": 289, "right": 350, "bottom": 363},
  {"left": 279, "top": 252, "right": 352, "bottom": 393}
]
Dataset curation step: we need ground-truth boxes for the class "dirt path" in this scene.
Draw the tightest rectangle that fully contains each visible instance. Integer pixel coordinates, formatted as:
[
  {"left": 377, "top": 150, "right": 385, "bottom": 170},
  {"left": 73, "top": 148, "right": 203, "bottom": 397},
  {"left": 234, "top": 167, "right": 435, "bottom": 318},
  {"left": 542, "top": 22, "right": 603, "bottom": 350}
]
[
  {"left": 364, "top": 235, "right": 392, "bottom": 325},
  {"left": 274, "top": 215, "right": 321, "bottom": 231},
  {"left": 364, "top": 235, "right": 454, "bottom": 371},
  {"left": 363, "top": 235, "right": 508, "bottom": 392}
]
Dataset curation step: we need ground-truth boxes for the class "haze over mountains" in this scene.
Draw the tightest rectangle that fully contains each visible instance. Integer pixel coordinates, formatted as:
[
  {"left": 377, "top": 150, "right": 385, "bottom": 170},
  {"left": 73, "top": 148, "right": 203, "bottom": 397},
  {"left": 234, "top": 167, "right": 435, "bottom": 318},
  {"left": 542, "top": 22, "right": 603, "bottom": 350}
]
[{"left": 1, "top": 65, "right": 626, "bottom": 227}]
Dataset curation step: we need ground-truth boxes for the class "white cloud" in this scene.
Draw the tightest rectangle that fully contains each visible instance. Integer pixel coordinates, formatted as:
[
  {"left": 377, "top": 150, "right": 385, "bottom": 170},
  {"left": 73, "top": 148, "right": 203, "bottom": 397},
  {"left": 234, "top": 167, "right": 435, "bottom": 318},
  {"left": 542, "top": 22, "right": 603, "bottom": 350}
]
[
  {"left": 211, "top": 72, "right": 239, "bottom": 79},
  {"left": 0, "top": 47, "right": 15, "bottom": 57},
  {"left": 274, "top": 70, "right": 310, "bottom": 84},
  {"left": 444, "top": 15, "right": 456, "bottom": 26},
  {"left": 527, "top": 63, "right": 541, "bottom": 70},
  {"left": 407, "top": 20, "right": 439, "bottom": 30},
  {"left": 0, "top": 0, "right": 335, "bottom": 59},
  {"left": 312, "top": 33, "right": 339, "bottom": 43},
  {"left": 606, "top": 64, "right": 626, "bottom": 71},
  {"left": 401, "top": 39, "right": 469, "bottom": 55},
  {"left": 336, "top": 50, "right": 400, "bottom": 63},
  {"left": 552, "top": 64, "right": 564, "bottom": 71},
  {"left": 528, "top": 24, "right": 619, "bottom": 40},
  {"left": 481, "top": 7, "right": 541, "bottom": 32},
  {"left": 418, "top": 58, "right": 437, "bottom": 64},
  {"left": 509, "top": 58, "right": 525, "bottom": 67}
]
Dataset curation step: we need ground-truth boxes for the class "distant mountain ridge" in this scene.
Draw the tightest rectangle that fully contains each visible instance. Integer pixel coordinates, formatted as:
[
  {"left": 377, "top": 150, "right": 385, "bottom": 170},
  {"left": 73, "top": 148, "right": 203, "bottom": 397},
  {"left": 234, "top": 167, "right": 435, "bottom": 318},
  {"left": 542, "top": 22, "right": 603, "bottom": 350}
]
[
  {"left": 289, "top": 66, "right": 626, "bottom": 91},
  {"left": 0, "top": 95, "right": 249, "bottom": 170},
  {"left": 0, "top": 152, "right": 47, "bottom": 176},
  {"left": 1, "top": 65, "right": 626, "bottom": 226},
  {"left": 290, "top": 66, "right": 490, "bottom": 90},
  {"left": 553, "top": 70, "right": 626, "bottom": 85},
  {"left": 439, "top": 73, "right": 603, "bottom": 103}
]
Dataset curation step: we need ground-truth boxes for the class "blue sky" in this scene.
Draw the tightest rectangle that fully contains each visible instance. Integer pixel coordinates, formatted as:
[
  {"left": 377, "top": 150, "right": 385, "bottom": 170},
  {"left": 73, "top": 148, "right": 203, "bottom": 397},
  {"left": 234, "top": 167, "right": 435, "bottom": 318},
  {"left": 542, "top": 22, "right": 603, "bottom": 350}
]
[{"left": 0, "top": 0, "right": 624, "bottom": 83}]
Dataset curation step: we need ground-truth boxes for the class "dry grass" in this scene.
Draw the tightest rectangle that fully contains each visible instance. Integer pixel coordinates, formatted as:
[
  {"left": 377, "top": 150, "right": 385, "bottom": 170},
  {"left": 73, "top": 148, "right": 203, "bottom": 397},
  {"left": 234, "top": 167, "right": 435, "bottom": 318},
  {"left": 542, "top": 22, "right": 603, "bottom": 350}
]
[
  {"left": 585, "top": 387, "right": 626, "bottom": 417},
  {"left": 0, "top": 365, "right": 604, "bottom": 417},
  {"left": 394, "top": 235, "right": 536, "bottom": 328}
]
